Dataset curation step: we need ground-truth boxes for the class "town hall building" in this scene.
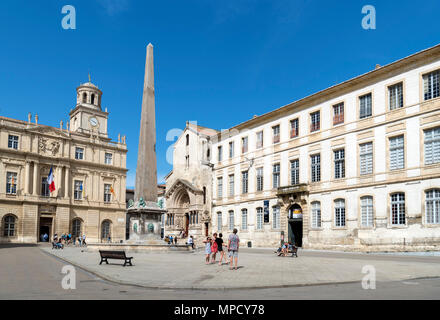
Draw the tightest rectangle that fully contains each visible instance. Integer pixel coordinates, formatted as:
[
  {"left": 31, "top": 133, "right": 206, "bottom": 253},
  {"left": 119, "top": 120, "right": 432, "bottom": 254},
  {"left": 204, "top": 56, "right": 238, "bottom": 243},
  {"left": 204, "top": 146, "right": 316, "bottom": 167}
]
[{"left": 0, "top": 80, "right": 128, "bottom": 243}]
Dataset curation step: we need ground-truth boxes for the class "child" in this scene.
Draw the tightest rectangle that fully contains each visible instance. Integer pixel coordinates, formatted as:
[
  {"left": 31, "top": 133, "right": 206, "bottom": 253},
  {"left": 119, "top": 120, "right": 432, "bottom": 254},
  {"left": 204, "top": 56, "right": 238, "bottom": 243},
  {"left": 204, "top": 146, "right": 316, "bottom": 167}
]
[{"left": 203, "top": 237, "right": 212, "bottom": 264}]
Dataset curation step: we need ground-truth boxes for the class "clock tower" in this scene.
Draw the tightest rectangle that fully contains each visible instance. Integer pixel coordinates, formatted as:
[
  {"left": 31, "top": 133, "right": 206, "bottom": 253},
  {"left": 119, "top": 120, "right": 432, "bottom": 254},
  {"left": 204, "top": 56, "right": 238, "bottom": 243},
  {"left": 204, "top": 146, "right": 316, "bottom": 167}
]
[{"left": 69, "top": 78, "right": 109, "bottom": 138}]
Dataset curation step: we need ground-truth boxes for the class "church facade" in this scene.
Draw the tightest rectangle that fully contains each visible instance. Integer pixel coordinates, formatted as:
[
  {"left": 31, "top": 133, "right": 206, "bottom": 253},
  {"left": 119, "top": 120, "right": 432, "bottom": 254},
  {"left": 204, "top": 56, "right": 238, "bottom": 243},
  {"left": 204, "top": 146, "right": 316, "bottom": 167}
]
[
  {"left": 0, "top": 81, "right": 128, "bottom": 243},
  {"left": 166, "top": 44, "right": 440, "bottom": 252}
]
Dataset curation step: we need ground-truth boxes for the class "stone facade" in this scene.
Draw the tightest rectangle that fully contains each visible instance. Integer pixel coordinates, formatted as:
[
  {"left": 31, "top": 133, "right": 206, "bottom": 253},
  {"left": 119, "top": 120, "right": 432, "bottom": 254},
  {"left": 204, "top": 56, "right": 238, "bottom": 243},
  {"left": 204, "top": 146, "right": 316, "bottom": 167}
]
[
  {"left": 166, "top": 44, "right": 440, "bottom": 252},
  {"left": 0, "top": 81, "right": 128, "bottom": 244}
]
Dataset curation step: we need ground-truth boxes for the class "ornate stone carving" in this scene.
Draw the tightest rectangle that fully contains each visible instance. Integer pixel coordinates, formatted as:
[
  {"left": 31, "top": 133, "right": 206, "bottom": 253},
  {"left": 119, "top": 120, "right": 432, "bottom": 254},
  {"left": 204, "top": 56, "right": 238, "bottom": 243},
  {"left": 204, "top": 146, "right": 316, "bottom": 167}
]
[{"left": 38, "top": 137, "right": 60, "bottom": 156}]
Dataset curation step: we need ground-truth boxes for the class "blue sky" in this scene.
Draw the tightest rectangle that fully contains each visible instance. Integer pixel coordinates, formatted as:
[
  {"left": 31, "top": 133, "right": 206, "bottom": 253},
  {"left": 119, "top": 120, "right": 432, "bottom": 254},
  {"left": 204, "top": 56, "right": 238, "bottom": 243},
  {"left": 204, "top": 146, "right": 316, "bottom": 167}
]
[{"left": 0, "top": 0, "right": 439, "bottom": 187}]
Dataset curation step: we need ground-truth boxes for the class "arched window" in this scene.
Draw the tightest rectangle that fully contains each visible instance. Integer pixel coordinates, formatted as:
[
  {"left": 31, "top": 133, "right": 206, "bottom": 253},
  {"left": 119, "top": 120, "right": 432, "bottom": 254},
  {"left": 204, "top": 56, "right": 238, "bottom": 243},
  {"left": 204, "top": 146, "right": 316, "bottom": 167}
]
[
  {"left": 186, "top": 134, "right": 189, "bottom": 146},
  {"left": 72, "top": 219, "right": 82, "bottom": 238},
  {"left": 91, "top": 94, "right": 95, "bottom": 105},
  {"left": 311, "top": 202, "right": 321, "bottom": 228},
  {"left": 241, "top": 209, "right": 248, "bottom": 230},
  {"left": 426, "top": 189, "right": 440, "bottom": 224},
  {"left": 229, "top": 211, "right": 234, "bottom": 230},
  {"left": 361, "top": 196, "right": 374, "bottom": 227},
  {"left": 82, "top": 92, "right": 87, "bottom": 103},
  {"left": 3, "top": 215, "right": 16, "bottom": 237},
  {"left": 256, "top": 207, "right": 263, "bottom": 230},
  {"left": 335, "top": 199, "right": 346, "bottom": 227},
  {"left": 101, "top": 220, "right": 111, "bottom": 240}
]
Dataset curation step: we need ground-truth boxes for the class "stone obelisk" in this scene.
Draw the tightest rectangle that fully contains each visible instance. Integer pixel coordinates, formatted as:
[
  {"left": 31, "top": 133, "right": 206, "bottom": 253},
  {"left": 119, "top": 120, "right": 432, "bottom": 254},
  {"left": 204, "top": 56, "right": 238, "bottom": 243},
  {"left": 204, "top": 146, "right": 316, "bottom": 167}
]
[
  {"left": 135, "top": 43, "right": 157, "bottom": 205},
  {"left": 127, "top": 43, "right": 166, "bottom": 243}
]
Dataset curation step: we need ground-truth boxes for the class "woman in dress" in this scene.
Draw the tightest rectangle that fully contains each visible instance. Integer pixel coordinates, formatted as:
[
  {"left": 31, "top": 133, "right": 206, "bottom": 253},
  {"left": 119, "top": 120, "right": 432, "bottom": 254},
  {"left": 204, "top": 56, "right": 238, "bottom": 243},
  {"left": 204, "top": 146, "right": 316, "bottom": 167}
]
[
  {"left": 203, "top": 237, "right": 212, "bottom": 264},
  {"left": 211, "top": 233, "right": 218, "bottom": 264}
]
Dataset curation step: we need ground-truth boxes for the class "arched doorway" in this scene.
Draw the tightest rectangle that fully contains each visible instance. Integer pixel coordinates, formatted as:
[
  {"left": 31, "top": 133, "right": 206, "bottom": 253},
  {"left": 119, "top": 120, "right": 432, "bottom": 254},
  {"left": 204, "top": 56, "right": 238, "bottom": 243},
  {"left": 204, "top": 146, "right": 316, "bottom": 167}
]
[{"left": 288, "top": 204, "right": 303, "bottom": 247}]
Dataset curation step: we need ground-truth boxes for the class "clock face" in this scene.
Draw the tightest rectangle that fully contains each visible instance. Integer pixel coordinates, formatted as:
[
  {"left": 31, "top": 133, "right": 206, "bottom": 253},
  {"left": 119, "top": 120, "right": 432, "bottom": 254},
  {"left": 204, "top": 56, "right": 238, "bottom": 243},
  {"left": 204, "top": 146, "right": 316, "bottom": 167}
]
[{"left": 90, "top": 117, "right": 98, "bottom": 127}]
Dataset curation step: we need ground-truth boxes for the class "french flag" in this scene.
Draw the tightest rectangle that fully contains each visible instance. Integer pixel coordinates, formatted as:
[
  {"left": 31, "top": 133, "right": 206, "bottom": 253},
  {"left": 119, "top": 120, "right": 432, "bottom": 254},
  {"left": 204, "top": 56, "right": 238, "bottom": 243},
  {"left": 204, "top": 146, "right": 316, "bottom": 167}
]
[{"left": 48, "top": 167, "right": 56, "bottom": 193}]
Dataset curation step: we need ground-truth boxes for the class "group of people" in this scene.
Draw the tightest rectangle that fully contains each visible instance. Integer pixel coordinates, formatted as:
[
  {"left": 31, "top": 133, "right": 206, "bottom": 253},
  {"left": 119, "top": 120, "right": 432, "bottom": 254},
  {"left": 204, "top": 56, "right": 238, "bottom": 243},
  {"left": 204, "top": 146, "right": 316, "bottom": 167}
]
[
  {"left": 204, "top": 228, "right": 240, "bottom": 270},
  {"left": 53, "top": 233, "right": 87, "bottom": 249},
  {"left": 276, "top": 241, "right": 296, "bottom": 257},
  {"left": 165, "top": 234, "right": 179, "bottom": 245}
]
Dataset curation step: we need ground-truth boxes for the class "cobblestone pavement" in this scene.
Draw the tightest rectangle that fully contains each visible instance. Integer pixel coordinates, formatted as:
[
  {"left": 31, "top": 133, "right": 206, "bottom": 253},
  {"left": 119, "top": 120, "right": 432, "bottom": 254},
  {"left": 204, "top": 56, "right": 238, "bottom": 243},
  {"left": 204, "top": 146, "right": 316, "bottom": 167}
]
[
  {"left": 40, "top": 245, "right": 440, "bottom": 290},
  {"left": 2, "top": 245, "right": 440, "bottom": 300}
]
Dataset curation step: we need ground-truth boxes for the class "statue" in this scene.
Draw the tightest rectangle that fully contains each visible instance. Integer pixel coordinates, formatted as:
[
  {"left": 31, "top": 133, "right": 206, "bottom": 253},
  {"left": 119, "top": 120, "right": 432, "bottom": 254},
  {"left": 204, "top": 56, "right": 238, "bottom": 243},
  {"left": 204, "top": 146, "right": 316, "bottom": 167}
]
[
  {"left": 139, "top": 197, "right": 146, "bottom": 208},
  {"left": 133, "top": 223, "right": 138, "bottom": 233},
  {"left": 128, "top": 199, "right": 134, "bottom": 208},
  {"left": 147, "top": 223, "right": 154, "bottom": 233}
]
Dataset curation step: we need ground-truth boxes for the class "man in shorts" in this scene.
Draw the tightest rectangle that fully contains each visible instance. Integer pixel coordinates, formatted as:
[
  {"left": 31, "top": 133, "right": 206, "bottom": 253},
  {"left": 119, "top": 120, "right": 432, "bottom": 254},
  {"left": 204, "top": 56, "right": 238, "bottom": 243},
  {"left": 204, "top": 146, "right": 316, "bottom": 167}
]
[{"left": 228, "top": 228, "right": 240, "bottom": 270}]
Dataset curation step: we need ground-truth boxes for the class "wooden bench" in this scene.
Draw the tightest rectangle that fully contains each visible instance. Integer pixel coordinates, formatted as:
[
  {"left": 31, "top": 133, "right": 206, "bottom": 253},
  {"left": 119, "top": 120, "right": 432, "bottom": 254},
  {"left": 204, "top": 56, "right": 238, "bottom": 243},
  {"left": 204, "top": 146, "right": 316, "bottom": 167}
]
[{"left": 99, "top": 250, "right": 133, "bottom": 267}]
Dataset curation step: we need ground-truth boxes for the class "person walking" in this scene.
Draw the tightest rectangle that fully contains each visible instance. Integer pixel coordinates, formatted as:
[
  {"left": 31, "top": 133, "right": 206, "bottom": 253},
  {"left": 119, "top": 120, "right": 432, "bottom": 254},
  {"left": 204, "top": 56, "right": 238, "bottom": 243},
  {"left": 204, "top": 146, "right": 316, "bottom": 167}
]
[
  {"left": 174, "top": 236, "right": 178, "bottom": 245},
  {"left": 228, "top": 228, "right": 240, "bottom": 270},
  {"left": 203, "top": 236, "right": 212, "bottom": 264},
  {"left": 188, "top": 235, "right": 194, "bottom": 249},
  {"left": 169, "top": 235, "right": 173, "bottom": 245},
  {"left": 82, "top": 234, "right": 87, "bottom": 246},
  {"left": 216, "top": 233, "right": 226, "bottom": 266},
  {"left": 210, "top": 233, "right": 218, "bottom": 264}
]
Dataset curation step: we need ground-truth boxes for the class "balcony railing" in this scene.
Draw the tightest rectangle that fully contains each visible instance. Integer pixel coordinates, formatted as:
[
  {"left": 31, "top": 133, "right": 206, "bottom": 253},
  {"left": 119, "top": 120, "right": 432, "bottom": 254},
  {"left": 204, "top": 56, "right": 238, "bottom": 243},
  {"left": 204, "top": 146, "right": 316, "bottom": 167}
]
[{"left": 277, "top": 184, "right": 309, "bottom": 195}]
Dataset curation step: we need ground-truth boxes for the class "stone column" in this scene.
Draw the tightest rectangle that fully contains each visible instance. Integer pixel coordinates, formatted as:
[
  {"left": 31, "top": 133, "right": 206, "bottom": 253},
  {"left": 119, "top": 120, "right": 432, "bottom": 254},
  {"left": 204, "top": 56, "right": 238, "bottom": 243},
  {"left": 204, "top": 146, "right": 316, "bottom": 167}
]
[
  {"left": 24, "top": 161, "right": 30, "bottom": 195},
  {"left": 56, "top": 166, "right": 62, "bottom": 198},
  {"left": 32, "top": 162, "right": 39, "bottom": 196},
  {"left": 64, "top": 167, "right": 70, "bottom": 198}
]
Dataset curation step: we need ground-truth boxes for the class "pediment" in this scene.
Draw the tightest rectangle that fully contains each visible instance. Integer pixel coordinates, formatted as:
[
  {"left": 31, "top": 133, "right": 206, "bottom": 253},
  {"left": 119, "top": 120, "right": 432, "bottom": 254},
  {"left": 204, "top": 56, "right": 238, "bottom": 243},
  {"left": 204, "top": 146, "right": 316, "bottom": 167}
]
[
  {"left": 165, "top": 179, "right": 203, "bottom": 198},
  {"left": 26, "top": 125, "right": 70, "bottom": 139}
]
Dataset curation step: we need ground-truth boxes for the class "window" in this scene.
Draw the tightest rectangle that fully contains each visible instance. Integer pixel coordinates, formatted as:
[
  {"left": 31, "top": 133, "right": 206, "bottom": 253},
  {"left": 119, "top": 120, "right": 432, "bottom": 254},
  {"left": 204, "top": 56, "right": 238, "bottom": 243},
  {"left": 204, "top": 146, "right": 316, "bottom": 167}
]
[
  {"left": 105, "top": 153, "right": 113, "bottom": 165},
  {"left": 217, "top": 212, "right": 222, "bottom": 232},
  {"left": 310, "top": 111, "right": 320, "bottom": 132},
  {"left": 360, "top": 142, "right": 373, "bottom": 175},
  {"left": 311, "top": 154, "right": 321, "bottom": 183},
  {"left": 41, "top": 177, "right": 50, "bottom": 197},
  {"left": 229, "top": 141, "right": 234, "bottom": 158},
  {"left": 423, "top": 70, "right": 440, "bottom": 101},
  {"left": 185, "top": 155, "right": 189, "bottom": 169},
  {"left": 104, "top": 184, "right": 112, "bottom": 203},
  {"left": 91, "top": 94, "right": 95, "bottom": 105},
  {"left": 359, "top": 93, "right": 372, "bottom": 119},
  {"left": 217, "top": 177, "right": 223, "bottom": 198},
  {"left": 335, "top": 199, "right": 346, "bottom": 227},
  {"left": 3, "top": 216, "right": 16, "bottom": 237},
  {"left": 391, "top": 193, "right": 405, "bottom": 225},
  {"left": 361, "top": 196, "right": 374, "bottom": 227},
  {"left": 256, "top": 131, "right": 263, "bottom": 149},
  {"left": 390, "top": 135, "right": 404, "bottom": 170},
  {"left": 242, "top": 171, "right": 248, "bottom": 194},
  {"left": 72, "top": 220, "right": 82, "bottom": 238},
  {"left": 333, "top": 103, "right": 344, "bottom": 125},
  {"left": 290, "top": 160, "right": 299, "bottom": 185},
  {"left": 82, "top": 93, "right": 87, "bottom": 103},
  {"left": 241, "top": 209, "right": 248, "bottom": 230},
  {"left": 334, "top": 149, "right": 345, "bottom": 179},
  {"left": 101, "top": 221, "right": 111, "bottom": 240},
  {"left": 203, "top": 187, "right": 206, "bottom": 204},
  {"left": 228, "top": 174, "right": 234, "bottom": 197},
  {"left": 426, "top": 190, "right": 440, "bottom": 224},
  {"left": 424, "top": 127, "right": 440, "bottom": 165},
  {"left": 8, "top": 135, "right": 19, "bottom": 150},
  {"left": 272, "top": 163, "right": 280, "bottom": 188},
  {"left": 272, "top": 206, "right": 280, "bottom": 229},
  {"left": 218, "top": 146, "right": 223, "bottom": 162},
  {"left": 290, "top": 119, "right": 299, "bottom": 138},
  {"left": 186, "top": 134, "right": 189, "bottom": 146},
  {"left": 256, "top": 208, "right": 263, "bottom": 230},
  {"left": 229, "top": 211, "right": 234, "bottom": 230},
  {"left": 75, "top": 147, "right": 84, "bottom": 160},
  {"left": 273, "top": 125, "right": 280, "bottom": 144},
  {"left": 74, "top": 180, "right": 83, "bottom": 200},
  {"left": 311, "top": 202, "right": 321, "bottom": 228},
  {"left": 242, "top": 137, "right": 248, "bottom": 154},
  {"left": 6, "top": 172, "right": 17, "bottom": 195},
  {"left": 256, "top": 167, "right": 264, "bottom": 192},
  {"left": 389, "top": 83, "right": 403, "bottom": 110}
]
